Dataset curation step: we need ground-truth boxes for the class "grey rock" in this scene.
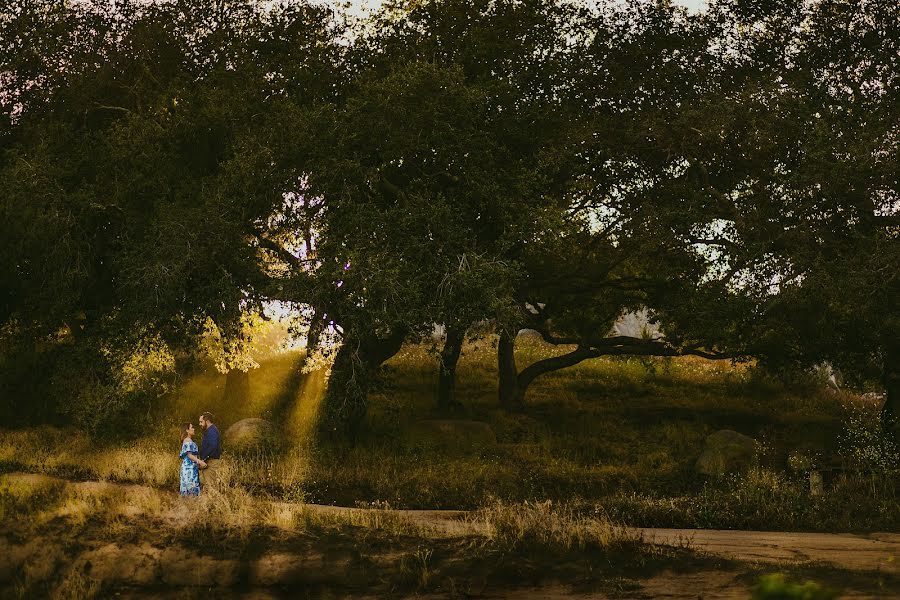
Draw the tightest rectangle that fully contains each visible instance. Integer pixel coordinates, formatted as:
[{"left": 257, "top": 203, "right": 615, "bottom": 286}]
[
  {"left": 224, "top": 418, "right": 274, "bottom": 453},
  {"left": 695, "top": 429, "right": 758, "bottom": 476}
]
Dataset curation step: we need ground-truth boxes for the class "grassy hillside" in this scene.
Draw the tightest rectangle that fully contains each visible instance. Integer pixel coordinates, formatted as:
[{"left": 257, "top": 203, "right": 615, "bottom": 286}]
[{"left": 1, "top": 335, "right": 896, "bottom": 531}]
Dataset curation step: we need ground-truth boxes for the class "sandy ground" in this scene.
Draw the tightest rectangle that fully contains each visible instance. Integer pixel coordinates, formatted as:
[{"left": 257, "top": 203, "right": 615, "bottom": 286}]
[{"left": 638, "top": 527, "right": 900, "bottom": 574}]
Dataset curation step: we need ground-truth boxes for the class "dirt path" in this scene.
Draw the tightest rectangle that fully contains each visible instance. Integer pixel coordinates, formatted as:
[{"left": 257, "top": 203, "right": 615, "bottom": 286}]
[
  {"left": 3, "top": 472, "right": 899, "bottom": 598},
  {"left": 636, "top": 527, "right": 899, "bottom": 574},
  {"left": 299, "top": 498, "right": 900, "bottom": 575},
  {"left": 6, "top": 471, "right": 900, "bottom": 572}
]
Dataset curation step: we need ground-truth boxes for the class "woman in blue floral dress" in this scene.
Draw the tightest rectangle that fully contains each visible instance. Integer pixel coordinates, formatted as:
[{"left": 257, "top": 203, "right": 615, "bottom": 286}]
[{"left": 179, "top": 423, "right": 206, "bottom": 496}]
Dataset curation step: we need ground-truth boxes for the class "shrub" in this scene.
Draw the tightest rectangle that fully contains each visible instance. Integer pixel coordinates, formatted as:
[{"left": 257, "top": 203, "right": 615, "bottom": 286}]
[
  {"left": 55, "top": 335, "right": 176, "bottom": 440},
  {"left": 600, "top": 466, "right": 899, "bottom": 532},
  {"left": 838, "top": 403, "right": 900, "bottom": 472},
  {"left": 752, "top": 573, "right": 838, "bottom": 600}
]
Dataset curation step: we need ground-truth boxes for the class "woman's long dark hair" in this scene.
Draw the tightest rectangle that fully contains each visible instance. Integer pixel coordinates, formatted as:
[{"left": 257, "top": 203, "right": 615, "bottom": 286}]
[{"left": 180, "top": 422, "right": 192, "bottom": 443}]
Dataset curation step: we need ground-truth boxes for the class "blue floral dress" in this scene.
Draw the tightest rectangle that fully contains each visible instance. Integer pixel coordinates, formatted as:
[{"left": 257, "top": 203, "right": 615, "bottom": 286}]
[{"left": 179, "top": 439, "right": 201, "bottom": 497}]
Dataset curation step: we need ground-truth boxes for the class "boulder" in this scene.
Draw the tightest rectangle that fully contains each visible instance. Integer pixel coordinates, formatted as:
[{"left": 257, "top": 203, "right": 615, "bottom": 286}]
[
  {"left": 408, "top": 420, "right": 497, "bottom": 450},
  {"left": 224, "top": 418, "right": 274, "bottom": 453},
  {"left": 694, "top": 429, "right": 758, "bottom": 476}
]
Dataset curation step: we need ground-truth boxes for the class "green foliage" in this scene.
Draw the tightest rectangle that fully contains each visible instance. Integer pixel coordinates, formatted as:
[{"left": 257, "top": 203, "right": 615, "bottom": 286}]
[
  {"left": 752, "top": 573, "right": 839, "bottom": 600},
  {"left": 0, "top": 316, "right": 180, "bottom": 436},
  {"left": 1, "top": 0, "right": 897, "bottom": 438},
  {"left": 839, "top": 403, "right": 900, "bottom": 472},
  {"left": 52, "top": 333, "right": 177, "bottom": 439},
  {"left": 661, "top": 0, "right": 900, "bottom": 419}
]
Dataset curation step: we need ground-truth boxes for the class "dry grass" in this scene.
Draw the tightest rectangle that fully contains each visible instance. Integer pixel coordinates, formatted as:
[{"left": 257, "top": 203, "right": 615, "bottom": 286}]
[
  {"left": 0, "top": 470, "right": 640, "bottom": 555},
  {"left": 1, "top": 336, "right": 893, "bottom": 532},
  {"left": 0, "top": 471, "right": 432, "bottom": 544},
  {"left": 472, "top": 498, "right": 638, "bottom": 553},
  {"left": 49, "top": 569, "right": 102, "bottom": 600},
  {"left": 0, "top": 470, "right": 673, "bottom": 595}
]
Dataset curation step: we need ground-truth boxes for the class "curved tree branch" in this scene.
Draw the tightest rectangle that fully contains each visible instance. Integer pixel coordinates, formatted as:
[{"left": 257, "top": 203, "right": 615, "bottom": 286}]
[
  {"left": 254, "top": 234, "right": 316, "bottom": 269},
  {"left": 502, "top": 325, "right": 736, "bottom": 407}
]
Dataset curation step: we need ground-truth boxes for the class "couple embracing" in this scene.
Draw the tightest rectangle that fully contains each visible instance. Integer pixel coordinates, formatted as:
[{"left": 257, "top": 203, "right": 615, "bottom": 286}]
[{"left": 179, "top": 412, "right": 221, "bottom": 497}]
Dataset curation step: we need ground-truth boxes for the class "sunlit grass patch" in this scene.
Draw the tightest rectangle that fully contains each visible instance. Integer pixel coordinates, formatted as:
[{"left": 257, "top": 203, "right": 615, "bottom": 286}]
[
  {"left": 91, "top": 441, "right": 174, "bottom": 487},
  {"left": 0, "top": 470, "right": 708, "bottom": 598},
  {"left": 0, "top": 470, "right": 434, "bottom": 546},
  {"left": 296, "top": 503, "right": 432, "bottom": 537},
  {"left": 0, "top": 427, "right": 94, "bottom": 474},
  {"left": 0, "top": 428, "right": 174, "bottom": 487},
  {"left": 472, "top": 498, "right": 637, "bottom": 554},
  {"left": 50, "top": 567, "right": 103, "bottom": 600},
  {"left": 0, "top": 473, "right": 66, "bottom": 522}
]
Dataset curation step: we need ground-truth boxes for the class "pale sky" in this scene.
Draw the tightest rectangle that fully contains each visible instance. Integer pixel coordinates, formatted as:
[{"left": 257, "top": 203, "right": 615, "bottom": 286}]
[
  {"left": 674, "top": 0, "right": 707, "bottom": 12},
  {"left": 342, "top": 0, "right": 709, "bottom": 17}
]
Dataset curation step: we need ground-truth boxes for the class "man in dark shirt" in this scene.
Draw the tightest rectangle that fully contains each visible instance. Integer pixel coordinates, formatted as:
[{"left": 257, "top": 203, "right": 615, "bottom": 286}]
[
  {"left": 198, "top": 412, "right": 222, "bottom": 487},
  {"left": 198, "top": 412, "right": 221, "bottom": 460}
]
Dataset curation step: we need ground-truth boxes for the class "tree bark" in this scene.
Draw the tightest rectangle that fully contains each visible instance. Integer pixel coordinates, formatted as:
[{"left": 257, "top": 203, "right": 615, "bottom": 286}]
[
  {"left": 322, "top": 341, "right": 366, "bottom": 439},
  {"left": 300, "top": 308, "right": 324, "bottom": 369},
  {"left": 321, "top": 328, "right": 406, "bottom": 442},
  {"left": 437, "top": 325, "right": 466, "bottom": 411},
  {"left": 499, "top": 322, "right": 732, "bottom": 408},
  {"left": 517, "top": 345, "right": 598, "bottom": 396},
  {"left": 498, "top": 328, "right": 523, "bottom": 409}
]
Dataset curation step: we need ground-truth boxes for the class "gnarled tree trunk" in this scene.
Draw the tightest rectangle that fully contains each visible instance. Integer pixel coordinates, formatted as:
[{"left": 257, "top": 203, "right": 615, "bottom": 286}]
[
  {"left": 300, "top": 308, "right": 325, "bottom": 369},
  {"left": 497, "top": 328, "right": 524, "bottom": 409},
  {"left": 437, "top": 325, "right": 466, "bottom": 411},
  {"left": 322, "top": 328, "right": 406, "bottom": 442},
  {"left": 517, "top": 345, "right": 598, "bottom": 394},
  {"left": 495, "top": 322, "right": 730, "bottom": 409}
]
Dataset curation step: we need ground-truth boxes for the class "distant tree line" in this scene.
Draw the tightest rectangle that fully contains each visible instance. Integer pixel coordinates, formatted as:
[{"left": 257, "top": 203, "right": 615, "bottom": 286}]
[{"left": 0, "top": 0, "right": 896, "bottom": 440}]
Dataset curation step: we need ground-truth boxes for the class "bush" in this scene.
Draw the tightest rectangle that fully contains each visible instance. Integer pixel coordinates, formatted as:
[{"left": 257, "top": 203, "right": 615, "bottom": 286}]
[
  {"left": 52, "top": 334, "right": 176, "bottom": 439},
  {"left": 839, "top": 403, "right": 900, "bottom": 472},
  {"left": 0, "top": 324, "right": 69, "bottom": 426},
  {"left": 62, "top": 382, "right": 150, "bottom": 439},
  {"left": 752, "top": 573, "right": 838, "bottom": 600}
]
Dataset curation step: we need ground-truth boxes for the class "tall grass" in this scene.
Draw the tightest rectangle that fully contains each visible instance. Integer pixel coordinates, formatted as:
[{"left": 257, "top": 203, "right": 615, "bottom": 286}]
[
  {"left": 473, "top": 499, "right": 637, "bottom": 553},
  {"left": 1, "top": 336, "right": 895, "bottom": 531},
  {"left": 0, "top": 470, "right": 710, "bottom": 597},
  {"left": 600, "top": 467, "right": 899, "bottom": 532}
]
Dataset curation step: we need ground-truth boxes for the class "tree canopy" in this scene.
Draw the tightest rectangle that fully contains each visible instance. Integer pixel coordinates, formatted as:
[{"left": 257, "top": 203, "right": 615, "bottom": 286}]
[{"left": 1, "top": 0, "right": 896, "bottom": 438}]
